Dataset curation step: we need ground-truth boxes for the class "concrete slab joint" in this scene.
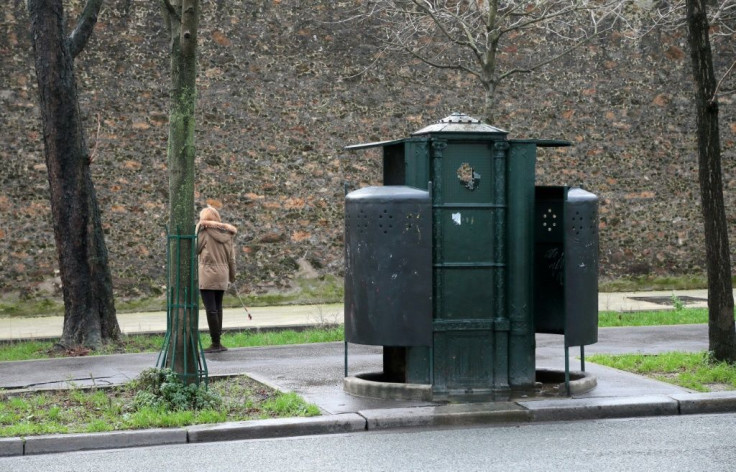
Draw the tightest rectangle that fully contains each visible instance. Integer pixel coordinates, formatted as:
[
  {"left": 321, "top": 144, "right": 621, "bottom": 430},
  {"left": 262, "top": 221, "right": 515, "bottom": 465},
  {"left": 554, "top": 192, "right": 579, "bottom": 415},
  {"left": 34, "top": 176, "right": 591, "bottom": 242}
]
[{"left": 670, "top": 391, "right": 736, "bottom": 415}]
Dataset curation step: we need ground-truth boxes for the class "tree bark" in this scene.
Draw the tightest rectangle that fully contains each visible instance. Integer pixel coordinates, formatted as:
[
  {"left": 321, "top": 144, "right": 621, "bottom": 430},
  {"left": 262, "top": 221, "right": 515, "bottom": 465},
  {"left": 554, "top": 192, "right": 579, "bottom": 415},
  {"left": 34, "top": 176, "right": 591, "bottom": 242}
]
[
  {"left": 686, "top": 0, "right": 736, "bottom": 362},
  {"left": 162, "top": 0, "right": 201, "bottom": 381},
  {"left": 28, "top": 0, "right": 119, "bottom": 349},
  {"left": 87, "top": 168, "right": 121, "bottom": 341},
  {"left": 482, "top": 80, "right": 497, "bottom": 124}
]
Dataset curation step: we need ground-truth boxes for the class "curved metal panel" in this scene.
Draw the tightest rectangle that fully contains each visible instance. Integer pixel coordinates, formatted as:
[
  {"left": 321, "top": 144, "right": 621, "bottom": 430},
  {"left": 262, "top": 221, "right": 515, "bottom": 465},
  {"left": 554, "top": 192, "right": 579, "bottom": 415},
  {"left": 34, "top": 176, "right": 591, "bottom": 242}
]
[{"left": 344, "top": 186, "right": 432, "bottom": 346}]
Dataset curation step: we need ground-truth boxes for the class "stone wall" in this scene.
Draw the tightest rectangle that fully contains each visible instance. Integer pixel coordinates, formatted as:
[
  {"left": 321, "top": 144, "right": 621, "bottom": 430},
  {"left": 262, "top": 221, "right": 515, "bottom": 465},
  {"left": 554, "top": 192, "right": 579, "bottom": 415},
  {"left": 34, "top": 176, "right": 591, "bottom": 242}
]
[{"left": 1, "top": 0, "right": 734, "bottom": 297}]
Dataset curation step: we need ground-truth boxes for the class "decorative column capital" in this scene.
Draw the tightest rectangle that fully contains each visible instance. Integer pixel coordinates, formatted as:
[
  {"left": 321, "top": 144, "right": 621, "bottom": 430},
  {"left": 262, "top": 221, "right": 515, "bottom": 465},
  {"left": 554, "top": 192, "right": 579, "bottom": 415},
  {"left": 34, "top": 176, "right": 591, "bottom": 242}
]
[{"left": 431, "top": 140, "right": 448, "bottom": 158}]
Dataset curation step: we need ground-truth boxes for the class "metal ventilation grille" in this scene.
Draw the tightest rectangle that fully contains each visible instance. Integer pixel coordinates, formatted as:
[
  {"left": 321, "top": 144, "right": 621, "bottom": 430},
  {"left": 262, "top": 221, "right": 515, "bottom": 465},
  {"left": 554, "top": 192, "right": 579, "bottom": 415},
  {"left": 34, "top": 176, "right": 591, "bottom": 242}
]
[
  {"left": 570, "top": 209, "right": 597, "bottom": 237},
  {"left": 541, "top": 206, "right": 559, "bottom": 233},
  {"left": 344, "top": 186, "right": 432, "bottom": 347},
  {"left": 347, "top": 206, "right": 398, "bottom": 236}
]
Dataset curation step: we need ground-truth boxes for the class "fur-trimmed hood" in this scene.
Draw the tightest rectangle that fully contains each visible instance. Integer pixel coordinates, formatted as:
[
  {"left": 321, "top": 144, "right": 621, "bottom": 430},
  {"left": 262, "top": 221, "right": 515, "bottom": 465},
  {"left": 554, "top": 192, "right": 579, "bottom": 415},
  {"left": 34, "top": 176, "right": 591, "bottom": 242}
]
[
  {"left": 196, "top": 220, "right": 237, "bottom": 244},
  {"left": 197, "top": 216, "right": 237, "bottom": 291}
]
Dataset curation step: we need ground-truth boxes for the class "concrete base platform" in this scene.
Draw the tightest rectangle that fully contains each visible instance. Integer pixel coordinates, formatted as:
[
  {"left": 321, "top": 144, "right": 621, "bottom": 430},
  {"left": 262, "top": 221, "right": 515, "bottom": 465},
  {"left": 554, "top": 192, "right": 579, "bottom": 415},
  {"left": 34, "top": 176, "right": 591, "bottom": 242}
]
[
  {"left": 344, "top": 373, "right": 433, "bottom": 402},
  {"left": 535, "top": 368, "right": 598, "bottom": 396},
  {"left": 344, "top": 369, "right": 597, "bottom": 402}
]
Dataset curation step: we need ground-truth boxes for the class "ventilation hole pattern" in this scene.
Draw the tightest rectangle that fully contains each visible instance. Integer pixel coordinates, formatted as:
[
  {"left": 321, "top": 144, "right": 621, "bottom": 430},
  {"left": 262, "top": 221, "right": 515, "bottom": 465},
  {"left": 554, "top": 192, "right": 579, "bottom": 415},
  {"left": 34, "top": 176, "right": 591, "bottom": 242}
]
[{"left": 541, "top": 207, "right": 558, "bottom": 232}]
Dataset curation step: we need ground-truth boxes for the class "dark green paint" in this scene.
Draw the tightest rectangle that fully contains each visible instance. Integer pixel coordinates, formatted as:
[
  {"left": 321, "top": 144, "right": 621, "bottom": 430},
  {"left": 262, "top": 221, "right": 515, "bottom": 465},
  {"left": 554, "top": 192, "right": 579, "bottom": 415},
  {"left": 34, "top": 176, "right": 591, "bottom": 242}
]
[{"left": 344, "top": 114, "right": 589, "bottom": 400}]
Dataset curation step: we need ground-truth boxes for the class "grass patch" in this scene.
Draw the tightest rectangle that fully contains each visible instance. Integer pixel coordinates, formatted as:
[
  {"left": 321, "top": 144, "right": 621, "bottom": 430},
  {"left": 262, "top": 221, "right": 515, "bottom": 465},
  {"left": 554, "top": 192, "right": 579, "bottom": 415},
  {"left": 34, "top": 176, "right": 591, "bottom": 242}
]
[
  {"left": 1, "top": 308, "right": 728, "bottom": 362},
  {"left": 223, "top": 327, "right": 343, "bottom": 348},
  {"left": 0, "top": 373, "right": 318, "bottom": 438},
  {"left": 598, "top": 275, "right": 719, "bottom": 292},
  {"left": 1, "top": 276, "right": 344, "bottom": 319},
  {"left": 116, "top": 276, "right": 344, "bottom": 315},
  {"left": 0, "top": 327, "right": 345, "bottom": 362},
  {"left": 2, "top": 274, "right": 721, "bottom": 319},
  {"left": 116, "top": 297, "right": 167, "bottom": 314},
  {"left": 0, "top": 298, "right": 65, "bottom": 318},
  {"left": 261, "top": 392, "right": 321, "bottom": 417},
  {"left": 232, "top": 275, "right": 344, "bottom": 307},
  {"left": 598, "top": 308, "right": 711, "bottom": 327},
  {"left": 587, "top": 351, "right": 736, "bottom": 392}
]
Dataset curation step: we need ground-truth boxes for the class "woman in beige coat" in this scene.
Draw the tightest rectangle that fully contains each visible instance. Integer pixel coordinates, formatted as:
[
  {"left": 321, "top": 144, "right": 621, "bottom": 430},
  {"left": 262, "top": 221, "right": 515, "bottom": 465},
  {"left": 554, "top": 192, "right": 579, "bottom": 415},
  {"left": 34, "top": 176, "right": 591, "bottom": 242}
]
[{"left": 196, "top": 206, "right": 237, "bottom": 353}]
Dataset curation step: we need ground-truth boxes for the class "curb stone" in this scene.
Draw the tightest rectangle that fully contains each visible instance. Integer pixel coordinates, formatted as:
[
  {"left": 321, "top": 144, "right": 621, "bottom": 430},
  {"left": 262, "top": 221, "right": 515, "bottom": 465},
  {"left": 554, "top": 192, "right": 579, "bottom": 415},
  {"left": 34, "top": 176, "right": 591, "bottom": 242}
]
[
  {"left": 518, "top": 394, "right": 680, "bottom": 422},
  {"left": 23, "top": 428, "right": 187, "bottom": 456},
  {"left": 359, "top": 403, "right": 531, "bottom": 430},
  {"left": 670, "top": 391, "right": 736, "bottom": 415},
  {"left": 187, "top": 413, "right": 366, "bottom": 443},
  {"left": 4, "top": 395, "right": 736, "bottom": 457},
  {"left": 0, "top": 438, "right": 23, "bottom": 457}
]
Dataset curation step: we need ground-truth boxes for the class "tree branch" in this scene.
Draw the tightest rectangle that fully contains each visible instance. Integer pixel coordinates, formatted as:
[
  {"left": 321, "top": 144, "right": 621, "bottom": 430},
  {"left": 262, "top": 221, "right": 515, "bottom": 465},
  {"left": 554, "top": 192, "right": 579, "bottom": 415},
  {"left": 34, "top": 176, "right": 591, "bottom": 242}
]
[
  {"left": 500, "top": 1, "right": 601, "bottom": 37},
  {"left": 403, "top": 45, "right": 483, "bottom": 81},
  {"left": 88, "top": 114, "right": 103, "bottom": 165},
  {"left": 410, "top": 0, "right": 482, "bottom": 58},
  {"left": 68, "top": 0, "right": 104, "bottom": 59},
  {"left": 498, "top": 31, "right": 597, "bottom": 81},
  {"left": 712, "top": 59, "right": 736, "bottom": 103},
  {"left": 162, "top": 0, "right": 182, "bottom": 23}
]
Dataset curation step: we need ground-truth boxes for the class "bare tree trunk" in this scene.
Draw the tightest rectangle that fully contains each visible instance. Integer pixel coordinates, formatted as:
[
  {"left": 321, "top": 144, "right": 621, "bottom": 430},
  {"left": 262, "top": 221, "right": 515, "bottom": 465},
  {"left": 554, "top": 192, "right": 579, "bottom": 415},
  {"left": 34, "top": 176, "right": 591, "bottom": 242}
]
[
  {"left": 28, "top": 0, "right": 119, "bottom": 349},
  {"left": 482, "top": 81, "right": 496, "bottom": 124},
  {"left": 162, "top": 0, "right": 200, "bottom": 380},
  {"left": 686, "top": 0, "right": 736, "bottom": 362},
  {"left": 87, "top": 169, "right": 121, "bottom": 341}
]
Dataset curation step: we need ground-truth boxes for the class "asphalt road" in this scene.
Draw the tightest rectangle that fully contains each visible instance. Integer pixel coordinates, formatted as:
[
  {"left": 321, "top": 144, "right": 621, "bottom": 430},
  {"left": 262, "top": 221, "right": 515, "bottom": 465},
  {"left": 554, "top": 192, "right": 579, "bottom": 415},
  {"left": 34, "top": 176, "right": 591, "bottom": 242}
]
[{"left": 3, "top": 413, "right": 735, "bottom": 471}]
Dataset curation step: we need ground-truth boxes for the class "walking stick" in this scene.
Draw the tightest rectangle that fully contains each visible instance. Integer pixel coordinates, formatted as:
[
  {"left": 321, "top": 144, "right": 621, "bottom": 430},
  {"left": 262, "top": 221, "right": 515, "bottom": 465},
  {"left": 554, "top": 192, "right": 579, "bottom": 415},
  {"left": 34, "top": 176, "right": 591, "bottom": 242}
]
[{"left": 230, "top": 283, "right": 253, "bottom": 320}]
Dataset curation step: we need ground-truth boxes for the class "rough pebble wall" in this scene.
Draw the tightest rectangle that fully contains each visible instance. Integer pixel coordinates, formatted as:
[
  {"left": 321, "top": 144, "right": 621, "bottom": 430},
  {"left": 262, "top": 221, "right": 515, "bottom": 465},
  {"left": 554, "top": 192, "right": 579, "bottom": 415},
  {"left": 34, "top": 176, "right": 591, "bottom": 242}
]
[{"left": 1, "top": 0, "right": 734, "bottom": 297}]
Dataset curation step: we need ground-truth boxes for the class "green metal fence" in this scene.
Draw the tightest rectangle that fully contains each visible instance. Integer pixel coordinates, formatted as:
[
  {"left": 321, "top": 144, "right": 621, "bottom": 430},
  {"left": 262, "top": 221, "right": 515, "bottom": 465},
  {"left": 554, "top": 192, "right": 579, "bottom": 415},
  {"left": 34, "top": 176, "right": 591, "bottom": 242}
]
[{"left": 156, "top": 228, "right": 208, "bottom": 386}]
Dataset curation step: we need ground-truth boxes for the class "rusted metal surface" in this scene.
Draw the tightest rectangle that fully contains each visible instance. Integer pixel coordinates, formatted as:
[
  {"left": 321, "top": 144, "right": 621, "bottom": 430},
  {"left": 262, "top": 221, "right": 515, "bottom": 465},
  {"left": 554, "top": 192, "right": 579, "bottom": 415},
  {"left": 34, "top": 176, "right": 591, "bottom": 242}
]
[{"left": 344, "top": 186, "right": 432, "bottom": 347}]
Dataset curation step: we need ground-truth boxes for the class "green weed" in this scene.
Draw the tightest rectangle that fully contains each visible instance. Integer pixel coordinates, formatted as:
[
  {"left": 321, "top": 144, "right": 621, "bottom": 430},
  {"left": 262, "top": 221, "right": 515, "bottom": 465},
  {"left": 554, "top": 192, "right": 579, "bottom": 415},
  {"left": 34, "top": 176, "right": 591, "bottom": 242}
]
[
  {"left": 85, "top": 419, "right": 113, "bottom": 433},
  {"left": 131, "top": 368, "right": 222, "bottom": 412},
  {"left": 261, "top": 392, "right": 321, "bottom": 417},
  {"left": 0, "top": 298, "right": 65, "bottom": 318},
  {"left": 670, "top": 293, "right": 685, "bottom": 312},
  {"left": 0, "top": 374, "right": 319, "bottom": 438},
  {"left": 1, "top": 276, "right": 345, "bottom": 320},
  {"left": 598, "top": 275, "right": 710, "bottom": 292},
  {"left": 587, "top": 351, "right": 736, "bottom": 392},
  {"left": 598, "top": 308, "right": 713, "bottom": 327},
  {"left": 0, "top": 327, "right": 344, "bottom": 362},
  {"left": 222, "top": 327, "right": 343, "bottom": 348}
]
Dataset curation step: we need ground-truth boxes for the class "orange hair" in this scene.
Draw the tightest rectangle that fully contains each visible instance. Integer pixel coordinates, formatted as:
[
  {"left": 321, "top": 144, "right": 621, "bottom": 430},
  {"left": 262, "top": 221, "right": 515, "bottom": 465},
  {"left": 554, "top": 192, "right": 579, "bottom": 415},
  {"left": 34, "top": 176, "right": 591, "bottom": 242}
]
[{"left": 199, "top": 206, "right": 221, "bottom": 223}]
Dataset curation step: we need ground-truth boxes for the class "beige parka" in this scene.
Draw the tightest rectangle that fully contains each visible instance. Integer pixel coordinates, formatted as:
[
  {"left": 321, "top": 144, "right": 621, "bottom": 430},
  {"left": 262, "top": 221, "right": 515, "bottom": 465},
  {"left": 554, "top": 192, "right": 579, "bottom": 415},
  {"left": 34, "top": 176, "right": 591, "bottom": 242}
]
[{"left": 196, "top": 207, "right": 237, "bottom": 291}]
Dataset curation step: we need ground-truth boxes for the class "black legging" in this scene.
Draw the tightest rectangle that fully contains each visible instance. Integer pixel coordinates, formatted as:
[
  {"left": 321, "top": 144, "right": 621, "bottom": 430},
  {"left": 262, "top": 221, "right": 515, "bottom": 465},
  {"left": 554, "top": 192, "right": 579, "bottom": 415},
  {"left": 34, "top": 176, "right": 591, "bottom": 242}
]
[{"left": 200, "top": 289, "right": 224, "bottom": 345}]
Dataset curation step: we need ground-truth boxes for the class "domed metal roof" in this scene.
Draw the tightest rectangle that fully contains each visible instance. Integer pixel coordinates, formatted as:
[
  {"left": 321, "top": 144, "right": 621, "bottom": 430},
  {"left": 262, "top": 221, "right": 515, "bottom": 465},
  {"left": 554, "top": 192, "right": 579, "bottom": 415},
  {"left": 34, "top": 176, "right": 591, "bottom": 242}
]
[{"left": 412, "top": 112, "right": 507, "bottom": 136}]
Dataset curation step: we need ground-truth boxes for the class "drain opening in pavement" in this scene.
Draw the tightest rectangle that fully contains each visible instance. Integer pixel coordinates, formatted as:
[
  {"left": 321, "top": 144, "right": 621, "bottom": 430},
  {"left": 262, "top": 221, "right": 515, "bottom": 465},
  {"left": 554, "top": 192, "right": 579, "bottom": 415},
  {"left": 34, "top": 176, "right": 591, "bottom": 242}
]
[{"left": 627, "top": 296, "right": 707, "bottom": 306}]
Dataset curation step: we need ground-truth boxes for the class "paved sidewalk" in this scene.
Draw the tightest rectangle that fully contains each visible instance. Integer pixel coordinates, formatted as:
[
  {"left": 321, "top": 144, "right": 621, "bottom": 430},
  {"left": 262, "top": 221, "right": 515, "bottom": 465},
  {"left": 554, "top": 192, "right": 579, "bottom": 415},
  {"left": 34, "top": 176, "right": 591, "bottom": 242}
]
[
  {"left": 2, "top": 289, "right": 736, "bottom": 459},
  {"left": 0, "top": 303, "right": 344, "bottom": 342},
  {"left": 0, "top": 290, "right": 716, "bottom": 342}
]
